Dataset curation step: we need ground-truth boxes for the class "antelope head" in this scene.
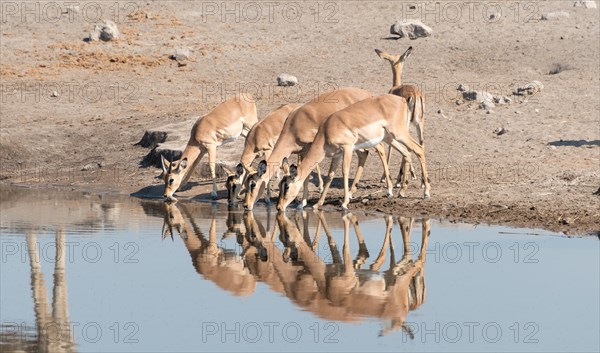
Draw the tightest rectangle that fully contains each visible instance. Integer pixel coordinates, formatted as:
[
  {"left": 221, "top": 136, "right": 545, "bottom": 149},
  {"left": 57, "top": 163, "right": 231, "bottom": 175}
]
[
  {"left": 161, "top": 154, "right": 188, "bottom": 202},
  {"left": 276, "top": 158, "right": 302, "bottom": 211},
  {"left": 226, "top": 163, "right": 247, "bottom": 207},
  {"left": 243, "top": 160, "right": 267, "bottom": 211}
]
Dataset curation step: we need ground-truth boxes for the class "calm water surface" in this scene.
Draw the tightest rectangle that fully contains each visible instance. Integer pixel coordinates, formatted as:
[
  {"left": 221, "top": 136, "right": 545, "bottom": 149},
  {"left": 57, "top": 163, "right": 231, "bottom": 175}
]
[{"left": 1, "top": 186, "right": 598, "bottom": 352}]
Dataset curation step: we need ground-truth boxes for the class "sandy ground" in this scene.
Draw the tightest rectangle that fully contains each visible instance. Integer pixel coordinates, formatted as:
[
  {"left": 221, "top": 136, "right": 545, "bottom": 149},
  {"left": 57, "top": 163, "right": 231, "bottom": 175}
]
[{"left": 0, "top": 1, "right": 598, "bottom": 235}]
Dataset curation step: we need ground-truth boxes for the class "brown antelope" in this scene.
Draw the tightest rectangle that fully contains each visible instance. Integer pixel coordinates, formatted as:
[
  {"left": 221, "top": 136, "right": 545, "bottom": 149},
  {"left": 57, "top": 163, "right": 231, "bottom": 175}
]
[
  {"left": 161, "top": 94, "right": 258, "bottom": 201},
  {"left": 162, "top": 202, "right": 256, "bottom": 296},
  {"left": 272, "top": 211, "right": 430, "bottom": 334},
  {"left": 375, "top": 47, "right": 425, "bottom": 186},
  {"left": 277, "top": 94, "right": 430, "bottom": 211},
  {"left": 243, "top": 87, "right": 374, "bottom": 210},
  {"left": 226, "top": 103, "right": 302, "bottom": 206}
]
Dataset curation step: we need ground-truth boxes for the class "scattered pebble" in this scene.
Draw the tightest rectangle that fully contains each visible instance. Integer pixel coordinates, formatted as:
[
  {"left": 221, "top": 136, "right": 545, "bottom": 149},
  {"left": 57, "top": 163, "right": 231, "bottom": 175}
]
[
  {"left": 88, "top": 20, "right": 120, "bottom": 42},
  {"left": 479, "top": 101, "right": 495, "bottom": 110},
  {"left": 170, "top": 48, "right": 191, "bottom": 61},
  {"left": 455, "top": 99, "right": 464, "bottom": 105},
  {"left": 573, "top": 1, "right": 597, "bottom": 8},
  {"left": 493, "top": 127, "right": 506, "bottom": 136},
  {"left": 513, "top": 81, "right": 543, "bottom": 96},
  {"left": 457, "top": 83, "right": 470, "bottom": 92},
  {"left": 51, "top": 91, "right": 59, "bottom": 97},
  {"left": 390, "top": 19, "right": 433, "bottom": 39},
  {"left": 541, "top": 11, "right": 570, "bottom": 20},
  {"left": 277, "top": 74, "right": 298, "bottom": 87}
]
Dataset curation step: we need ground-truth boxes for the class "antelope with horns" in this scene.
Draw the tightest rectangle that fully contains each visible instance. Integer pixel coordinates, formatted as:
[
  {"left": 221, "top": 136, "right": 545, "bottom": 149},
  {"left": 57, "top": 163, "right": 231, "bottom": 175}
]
[
  {"left": 277, "top": 94, "right": 430, "bottom": 211},
  {"left": 161, "top": 94, "right": 257, "bottom": 202}
]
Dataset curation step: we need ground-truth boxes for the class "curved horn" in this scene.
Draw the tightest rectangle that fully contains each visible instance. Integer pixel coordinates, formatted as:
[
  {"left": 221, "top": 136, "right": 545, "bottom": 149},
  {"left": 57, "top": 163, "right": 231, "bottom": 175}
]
[{"left": 168, "top": 154, "right": 174, "bottom": 173}]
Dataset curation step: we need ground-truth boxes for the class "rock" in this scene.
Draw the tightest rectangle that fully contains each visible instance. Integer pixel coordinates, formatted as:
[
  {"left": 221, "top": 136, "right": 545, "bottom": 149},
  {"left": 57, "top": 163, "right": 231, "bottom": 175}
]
[
  {"left": 573, "top": 1, "right": 597, "bottom": 8},
  {"left": 513, "top": 81, "right": 544, "bottom": 96},
  {"left": 489, "top": 13, "right": 501, "bottom": 21},
  {"left": 486, "top": 110, "right": 494, "bottom": 114},
  {"left": 140, "top": 147, "right": 182, "bottom": 168},
  {"left": 81, "top": 164, "right": 93, "bottom": 171},
  {"left": 277, "top": 74, "right": 298, "bottom": 87},
  {"left": 136, "top": 131, "right": 168, "bottom": 149},
  {"left": 541, "top": 11, "right": 570, "bottom": 20},
  {"left": 437, "top": 109, "right": 443, "bottom": 114},
  {"left": 457, "top": 83, "right": 470, "bottom": 92},
  {"left": 362, "top": 198, "right": 369, "bottom": 205},
  {"left": 137, "top": 118, "right": 196, "bottom": 168},
  {"left": 549, "top": 63, "right": 571, "bottom": 75},
  {"left": 479, "top": 101, "right": 495, "bottom": 110},
  {"left": 88, "top": 20, "right": 120, "bottom": 42},
  {"left": 493, "top": 95, "right": 512, "bottom": 105},
  {"left": 463, "top": 90, "right": 494, "bottom": 103},
  {"left": 170, "top": 48, "right": 191, "bottom": 61},
  {"left": 493, "top": 127, "right": 506, "bottom": 136},
  {"left": 51, "top": 91, "right": 59, "bottom": 97},
  {"left": 455, "top": 99, "right": 464, "bottom": 105},
  {"left": 390, "top": 19, "right": 433, "bottom": 39}
]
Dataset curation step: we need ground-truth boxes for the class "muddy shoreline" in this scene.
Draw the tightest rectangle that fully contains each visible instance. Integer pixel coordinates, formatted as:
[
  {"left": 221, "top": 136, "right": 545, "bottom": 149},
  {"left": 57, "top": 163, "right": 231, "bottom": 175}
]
[{"left": 3, "top": 178, "right": 598, "bottom": 236}]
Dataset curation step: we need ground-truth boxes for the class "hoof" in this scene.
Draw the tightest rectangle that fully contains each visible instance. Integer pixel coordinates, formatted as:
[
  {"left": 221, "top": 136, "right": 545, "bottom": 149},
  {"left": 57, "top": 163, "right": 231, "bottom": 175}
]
[
  {"left": 341, "top": 204, "right": 349, "bottom": 212},
  {"left": 386, "top": 191, "right": 394, "bottom": 198},
  {"left": 317, "top": 186, "right": 324, "bottom": 193},
  {"left": 210, "top": 191, "right": 218, "bottom": 200},
  {"left": 424, "top": 193, "right": 430, "bottom": 200},
  {"left": 398, "top": 192, "right": 407, "bottom": 198},
  {"left": 264, "top": 197, "right": 271, "bottom": 205}
]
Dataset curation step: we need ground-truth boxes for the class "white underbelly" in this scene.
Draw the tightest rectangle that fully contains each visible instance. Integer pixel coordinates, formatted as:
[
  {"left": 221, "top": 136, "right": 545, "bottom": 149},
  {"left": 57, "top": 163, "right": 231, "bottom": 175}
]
[
  {"left": 354, "top": 134, "right": 384, "bottom": 150},
  {"left": 219, "top": 129, "right": 243, "bottom": 146}
]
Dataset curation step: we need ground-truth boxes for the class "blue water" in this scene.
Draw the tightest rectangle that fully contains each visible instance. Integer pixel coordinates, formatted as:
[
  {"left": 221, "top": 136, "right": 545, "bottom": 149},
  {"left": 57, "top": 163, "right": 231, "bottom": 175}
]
[{"left": 1, "top": 186, "right": 598, "bottom": 352}]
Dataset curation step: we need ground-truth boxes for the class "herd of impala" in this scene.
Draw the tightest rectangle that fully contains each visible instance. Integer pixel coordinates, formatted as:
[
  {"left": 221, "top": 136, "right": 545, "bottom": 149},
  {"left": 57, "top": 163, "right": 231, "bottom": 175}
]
[{"left": 160, "top": 47, "right": 428, "bottom": 211}]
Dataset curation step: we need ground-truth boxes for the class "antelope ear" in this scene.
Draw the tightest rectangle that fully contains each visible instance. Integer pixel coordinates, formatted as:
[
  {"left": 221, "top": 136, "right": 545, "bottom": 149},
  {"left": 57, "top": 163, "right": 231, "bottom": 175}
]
[
  {"left": 281, "top": 157, "right": 290, "bottom": 176},
  {"left": 177, "top": 158, "right": 188, "bottom": 172},
  {"left": 235, "top": 163, "right": 245, "bottom": 177},
  {"left": 161, "top": 155, "right": 171, "bottom": 174},
  {"left": 257, "top": 160, "right": 267, "bottom": 177},
  {"left": 289, "top": 164, "right": 298, "bottom": 179},
  {"left": 399, "top": 46, "right": 413, "bottom": 62}
]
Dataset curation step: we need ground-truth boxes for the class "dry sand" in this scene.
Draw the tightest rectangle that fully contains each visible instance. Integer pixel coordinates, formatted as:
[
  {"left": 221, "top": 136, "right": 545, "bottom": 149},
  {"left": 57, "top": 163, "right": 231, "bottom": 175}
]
[{"left": 1, "top": 1, "right": 598, "bottom": 235}]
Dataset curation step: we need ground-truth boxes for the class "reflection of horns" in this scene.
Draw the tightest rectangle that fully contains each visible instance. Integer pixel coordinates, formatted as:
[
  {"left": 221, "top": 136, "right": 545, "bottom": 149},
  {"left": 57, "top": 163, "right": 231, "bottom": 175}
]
[
  {"left": 27, "top": 228, "right": 75, "bottom": 353},
  {"left": 166, "top": 204, "right": 256, "bottom": 297}
]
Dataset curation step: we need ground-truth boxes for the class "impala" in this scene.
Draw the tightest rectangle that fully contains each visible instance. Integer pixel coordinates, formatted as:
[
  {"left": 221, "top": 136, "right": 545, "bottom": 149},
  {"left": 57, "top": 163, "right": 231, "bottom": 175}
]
[
  {"left": 243, "top": 87, "right": 374, "bottom": 210},
  {"left": 375, "top": 47, "right": 425, "bottom": 186},
  {"left": 277, "top": 94, "right": 430, "bottom": 211},
  {"left": 161, "top": 94, "right": 258, "bottom": 201},
  {"left": 226, "top": 103, "right": 302, "bottom": 206}
]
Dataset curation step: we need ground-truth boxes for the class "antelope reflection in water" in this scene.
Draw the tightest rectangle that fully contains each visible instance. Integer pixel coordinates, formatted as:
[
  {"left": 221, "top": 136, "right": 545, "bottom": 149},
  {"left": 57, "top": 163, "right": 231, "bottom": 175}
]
[
  {"left": 1, "top": 229, "right": 77, "bottom": 353},
  {"left": 162, "top": 203, "right": 430, "bottom": 336},
  {"left": 162, "top": 202, "right": 256, "bottom": 296}
]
